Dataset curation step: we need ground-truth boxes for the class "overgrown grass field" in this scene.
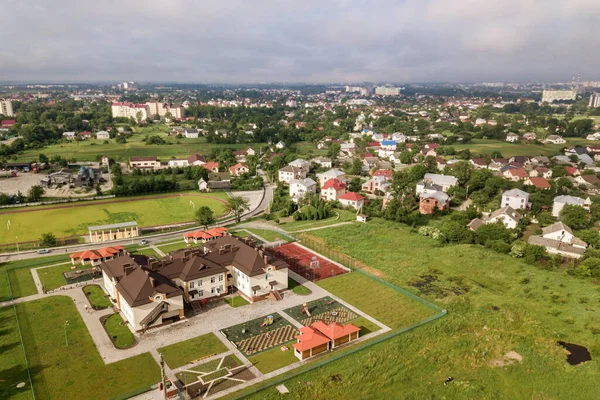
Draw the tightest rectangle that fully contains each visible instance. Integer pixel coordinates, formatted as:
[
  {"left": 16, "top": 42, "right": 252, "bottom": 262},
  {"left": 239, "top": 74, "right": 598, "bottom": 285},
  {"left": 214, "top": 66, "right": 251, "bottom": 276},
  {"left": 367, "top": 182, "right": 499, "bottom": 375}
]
[
  {"left": 450, "top": 137, "right": 595, "bottom": 158},
  {"left": 0, "top": 192, "right": 228, "bottom": 244},
  {"left": 241, "top": 220, "right": 600, "bottom": 400}
]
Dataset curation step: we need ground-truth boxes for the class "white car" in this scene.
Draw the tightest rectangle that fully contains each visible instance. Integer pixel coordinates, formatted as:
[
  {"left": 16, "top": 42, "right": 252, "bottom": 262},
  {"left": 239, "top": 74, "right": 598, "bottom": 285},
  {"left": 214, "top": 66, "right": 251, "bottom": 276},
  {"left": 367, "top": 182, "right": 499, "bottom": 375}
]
[
  {"left": 140, "top": 239, "right": 149, "bottom": 245},
  {"left": 37, "top": 249, "right": 50, "bottom": 254}
]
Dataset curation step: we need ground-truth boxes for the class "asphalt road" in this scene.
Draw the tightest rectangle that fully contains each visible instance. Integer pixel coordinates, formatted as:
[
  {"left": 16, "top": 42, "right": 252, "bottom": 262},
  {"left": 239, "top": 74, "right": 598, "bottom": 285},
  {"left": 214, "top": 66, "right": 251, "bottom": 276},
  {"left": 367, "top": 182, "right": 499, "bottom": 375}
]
[{"left": 0, "top": 170, "right": 273, "bottom": 263}]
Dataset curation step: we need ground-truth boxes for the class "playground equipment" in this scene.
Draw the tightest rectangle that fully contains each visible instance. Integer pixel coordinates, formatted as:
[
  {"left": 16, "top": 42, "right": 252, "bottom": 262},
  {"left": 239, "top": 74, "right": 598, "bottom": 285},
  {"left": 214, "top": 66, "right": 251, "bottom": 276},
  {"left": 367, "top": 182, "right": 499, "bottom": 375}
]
[
  {"left": 309, "top": 256, "right": 320, "bottom": 269},
  {"left": 301, "top": 303, "right": 312, "bottom": 317},
  {"left": 260, "top": 315, "right": 274, "bottom": 327}
]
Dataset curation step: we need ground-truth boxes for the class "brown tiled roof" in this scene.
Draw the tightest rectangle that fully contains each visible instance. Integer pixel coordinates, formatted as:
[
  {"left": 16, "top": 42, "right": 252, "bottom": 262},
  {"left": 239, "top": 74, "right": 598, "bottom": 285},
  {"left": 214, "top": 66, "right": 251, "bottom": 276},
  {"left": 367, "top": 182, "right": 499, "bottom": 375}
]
[{"left": 116, "top": 267, "right": 182, "bottom": 307}]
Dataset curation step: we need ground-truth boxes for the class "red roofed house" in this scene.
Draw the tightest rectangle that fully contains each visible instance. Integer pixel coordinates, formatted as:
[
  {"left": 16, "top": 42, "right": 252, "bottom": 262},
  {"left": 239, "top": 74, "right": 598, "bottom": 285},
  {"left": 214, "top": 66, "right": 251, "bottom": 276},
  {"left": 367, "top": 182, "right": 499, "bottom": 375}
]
[
  {"left": 372, "top": 169, "right": 393, "bottom": 179},
  {"left": 229, "top": 163, "right": 249, "bottom": 177},
  {"left": 1, "top": 120, "right": 16, "bottom": 128},
  {"left": 503, "top": 168, "right": 529, "bottom": 181},
  {"left": 525, "top": 177, "right": 551, "bottom": 190},
  {"left": 338, "top": 192, "right": 365, "bottom": 210},
  {"left": 202, "top": 162, "right": 220, "bottom": 173},
  {"left": 293, "top": 321, "right": 360, "bottom": 361},
  {"left": 321, "top": 178, "right": 346, "bottom": 201},
  {"left": 564, "top": 166, "right": 580, "bottom": 176},
  {"left": 70, "top": 246, "right": 125, "bottom": 266},
  {"left": 79, "top": 131, "right": 92, "bottom": 140},
  {"left": 187, "top": 154, "right": 206, "bottom": 166},
  {"left": 184, "top": 227, "right": 228, "bottom": 244}
]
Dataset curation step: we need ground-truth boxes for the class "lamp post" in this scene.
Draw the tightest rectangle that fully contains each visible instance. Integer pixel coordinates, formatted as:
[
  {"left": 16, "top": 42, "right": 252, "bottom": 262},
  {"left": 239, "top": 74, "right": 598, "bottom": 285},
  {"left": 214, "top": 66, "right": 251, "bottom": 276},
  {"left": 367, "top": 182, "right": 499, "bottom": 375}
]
[
  {"left": 15, "top": 236, "right": 19, "bottom": 260},
  {"left": 64, "top": 320, "right": 70, "bottom": 347}
]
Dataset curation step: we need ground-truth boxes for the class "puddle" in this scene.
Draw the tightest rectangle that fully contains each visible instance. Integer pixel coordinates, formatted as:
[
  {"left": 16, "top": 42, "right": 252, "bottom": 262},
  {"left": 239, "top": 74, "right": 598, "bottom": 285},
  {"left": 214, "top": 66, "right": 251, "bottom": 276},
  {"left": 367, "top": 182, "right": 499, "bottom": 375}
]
[{"left": 557, "top": 341, "right": 592, "bottom": 365}]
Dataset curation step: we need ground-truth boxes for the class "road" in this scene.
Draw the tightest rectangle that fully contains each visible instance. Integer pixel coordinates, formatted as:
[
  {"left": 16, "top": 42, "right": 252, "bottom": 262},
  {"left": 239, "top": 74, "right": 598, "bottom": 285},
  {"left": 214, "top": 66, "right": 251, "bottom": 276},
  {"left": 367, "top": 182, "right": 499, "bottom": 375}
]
[{"left": 0, "top": 170, "right": 273, "bottom": 263}]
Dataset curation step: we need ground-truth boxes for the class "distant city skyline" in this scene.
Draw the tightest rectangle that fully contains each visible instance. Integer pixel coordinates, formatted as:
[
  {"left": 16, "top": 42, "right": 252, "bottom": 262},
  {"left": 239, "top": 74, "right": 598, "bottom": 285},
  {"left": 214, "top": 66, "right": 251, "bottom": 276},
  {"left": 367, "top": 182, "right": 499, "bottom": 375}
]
[{"left": 2, "top": 0, "right": 600, "bottom": 83}]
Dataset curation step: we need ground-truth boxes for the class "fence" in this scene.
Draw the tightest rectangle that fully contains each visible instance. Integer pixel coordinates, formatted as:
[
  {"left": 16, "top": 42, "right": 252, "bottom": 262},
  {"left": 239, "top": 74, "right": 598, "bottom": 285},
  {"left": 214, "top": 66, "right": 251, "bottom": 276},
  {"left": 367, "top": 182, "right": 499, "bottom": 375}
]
[
  {"left": 295, "top": 232, "right": 356, "bottom": 271},
  {"left": 0, "top": 195, "right": 115, "bottom": 209}
]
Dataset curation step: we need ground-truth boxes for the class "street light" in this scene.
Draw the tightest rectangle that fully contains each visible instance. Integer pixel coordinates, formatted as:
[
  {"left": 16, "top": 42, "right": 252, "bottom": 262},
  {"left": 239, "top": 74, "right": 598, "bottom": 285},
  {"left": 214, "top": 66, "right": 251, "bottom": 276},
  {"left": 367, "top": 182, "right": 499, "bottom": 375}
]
[
  {"left": 64, "top": 321, "right": 70, "bottom": 347},
  {"left": 15, "top": 236, "right": 19, "bottom": 260}
]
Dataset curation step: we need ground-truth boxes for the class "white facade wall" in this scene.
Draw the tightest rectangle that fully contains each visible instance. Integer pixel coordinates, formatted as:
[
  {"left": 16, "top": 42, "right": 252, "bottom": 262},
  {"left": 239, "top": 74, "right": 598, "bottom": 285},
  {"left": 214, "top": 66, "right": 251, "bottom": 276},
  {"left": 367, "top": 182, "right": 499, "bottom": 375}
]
[
  {"left": 168, "top": 159, "right": 189, "bottom": 167},
  {"left": 502, "top": 194, "right": 529, "bottom": 210}
]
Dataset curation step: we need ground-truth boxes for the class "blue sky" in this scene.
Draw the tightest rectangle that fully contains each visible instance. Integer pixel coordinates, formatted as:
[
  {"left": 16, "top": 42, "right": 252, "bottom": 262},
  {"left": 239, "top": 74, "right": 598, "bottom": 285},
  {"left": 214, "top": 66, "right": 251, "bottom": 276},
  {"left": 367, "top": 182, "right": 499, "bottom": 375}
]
[{"left": 2, "top": 0, "right": 599, "bottom": 83}]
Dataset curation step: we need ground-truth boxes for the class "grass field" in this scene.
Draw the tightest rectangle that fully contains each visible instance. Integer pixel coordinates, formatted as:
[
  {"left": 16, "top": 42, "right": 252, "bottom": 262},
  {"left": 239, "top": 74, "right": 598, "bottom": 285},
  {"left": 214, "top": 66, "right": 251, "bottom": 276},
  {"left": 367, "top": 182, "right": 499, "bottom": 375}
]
[
  {"left": 450, "top": 137, "right": 597, "bottom": 158},
  {"left": 158, "top": 333, "right": 229, "bottom": 369},
  {"left": 37, "top": 262, "right": 83, "bottom": 291},
  {"left": 242, "top": 220, "right": 600, "bottom": 399},
  {"left": 349, "top": 316, "right": 381, "bottom": 336},
  {"left": 243, "top": 228, "right": 291, "bottom": 243},
  {"left": 246, "top": 341, "right": 298, "bottom": 374},
  {"left": 277, "top": 209, "right": 357, "bottom": 232},
  {"left": 2, "top": 296, "right": 160, "bottom": 400},
  {"left": 134, "top": 247, "right": 161, "bottom": 258},
  {"left": 102, "top": 313, "right": 136, "bottom": 349},
  {"left": 0, "top": 255, "right": 71, "bottom": 301},
  {"left": 157, "top": 240, "right": 191, "bottom": 254},
  {"left": 288, "top": 278, "right": 311, "bottom": 295},
  {"left": 83, "top": 284, "right": 112, "bottom": 309},
  {"left": 224, "top": 295, "right": 250, "bottom": 308},
  {"left": 0, "top": 192, "right": 228, "bottom": 244}
]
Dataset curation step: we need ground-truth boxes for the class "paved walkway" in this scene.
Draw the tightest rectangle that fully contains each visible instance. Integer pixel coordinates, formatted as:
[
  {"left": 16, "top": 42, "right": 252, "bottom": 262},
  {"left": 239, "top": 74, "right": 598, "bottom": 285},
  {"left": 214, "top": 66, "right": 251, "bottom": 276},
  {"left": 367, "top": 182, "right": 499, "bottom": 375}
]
[{"left": 150, "top": 245, "right": 165, "bottom": 257}]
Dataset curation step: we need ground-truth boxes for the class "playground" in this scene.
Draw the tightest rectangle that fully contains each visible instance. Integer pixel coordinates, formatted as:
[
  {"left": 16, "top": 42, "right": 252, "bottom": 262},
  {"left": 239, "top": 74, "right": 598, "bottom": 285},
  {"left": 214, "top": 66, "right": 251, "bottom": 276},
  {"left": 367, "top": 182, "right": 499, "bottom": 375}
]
[
  {"left": 219, "top": 313, "right": 299, "bottom": 356},
  {"left": 284, "top": 296, "right": 359, "bottom": 326},
  {"left": 270, "top": 243, "right": 349, "bottom": 282}
]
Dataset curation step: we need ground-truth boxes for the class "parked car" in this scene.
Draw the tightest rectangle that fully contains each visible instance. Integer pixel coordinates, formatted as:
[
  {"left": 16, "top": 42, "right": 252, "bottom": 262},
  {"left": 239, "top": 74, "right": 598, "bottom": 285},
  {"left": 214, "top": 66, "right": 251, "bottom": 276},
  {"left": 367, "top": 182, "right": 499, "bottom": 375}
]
[
  {"left": 37, "top": 249, "right": 50, "bottom": 254},
  {"left": 140, "top": 239, "right": 149, "bottom": 245}
]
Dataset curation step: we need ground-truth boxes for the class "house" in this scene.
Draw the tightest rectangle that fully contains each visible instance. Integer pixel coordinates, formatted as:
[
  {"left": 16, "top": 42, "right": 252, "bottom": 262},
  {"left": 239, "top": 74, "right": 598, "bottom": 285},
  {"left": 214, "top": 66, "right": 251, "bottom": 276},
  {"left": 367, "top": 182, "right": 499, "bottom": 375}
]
[
  {"left": 101, "top": 156, "right": 110, "bottom": 166},
  {"left": 278, "top": 165, "right": 307, "bottom": 184},
  {"left": 198, "top": 178, "right": 208, "bottom": 191},
  {"left": 525, "top": 177, "right": 551, "bottom": 190},
  {"left": 183, "top": 226, "right": 229, "bottom": 244},
  {"left": 79, "top": 131, "right": 92, "bottom": 140},
  {"left": 487, "top": 206, "right": 521, "bottom": 229},
  {"left": 187, "top": 154, "right": 206, "bottom": 166},
  {"left": 362, "top": 176, "right": 390, "bottom": 194},
  {"left": 233, "top": 147, "right": 256, "bottom": 161},
  {"left": 129, "top": 156, "right": 161, "bottom": 170},
  {"left": 501, "top": 189, "right": 530, "bottom": 210},
  {"left": 168, "top": 159, "right": 189, "bottom": 168},
  {"left": 321, "top": 178, "right": 346, "bottom": 201},
  {"left": 530, "top": 167, "right": 552, "bottom": 179},
  {"left": 417, "top": 173, "right": 458, "bottom": 192},
  {"left": 202, "top": 162, "right": 220, "bottom": 173},
  {"left": 380, "top": 140, "right": 397, "bottom": 150},
  {"left": 509, "top": 156, "right": 530, "bottom": 165},
  {"left": 372, "top": 169, "right": 393, "bottom": 180},
  {"left": 587, "top": 132, "right": 600, "bottom": 141},
  {"left": 317, "top": 169, "right": 346, "bottom": 187},
  {"left": 523, "top": 132, "right": 537, "bottom": 141},
  {"left": 311, "top": 157, "right": 332, "bottom": 169},
  {"left": 207, "top": 172, "right": 231, "bottom": 190},
  {"left": 506, "top": 132, "right": 519, "bottom": 142},
  {"left": 544, "top": 135, "right": 566, "bottom": 144},
  {"left": 184, "top": 128, "right": 199, "bottom": 138},
  {"left": 340, "top": 142, "right": 356, "bottom": 155},
  {"left": 229, "top": 163, "right": 249, "bottom": 177},
  {"left": 503, "top": 168, "right": 529, "bottom": 181},
  {"left": 70, "top": 246, "right": 125, "bottom": 266},
  {"left": 531, "top": 156, "right": 550, "bottom": 165},
  {"left": 1, "top": 119, "right": 16, "bottom": 128},
  {"left": 528, "top": 222, "right": 587, "bottom": 259},
  {"left": 338, "top": 192, "right": 365, "bottom": 210},
  {"left": 289, "top": 158, "right": 311, "bottom": 172},
  {"left": 576, "top": 174, "right": 600, "bottom": 187},
  {"left": 293, "top": 321, "right": 360, "bottom": 361},
  {"left": 62, "top": 131, "right": 76, "bottom": 140},
  {"left": 470, "top": 158, "right": 488, "bottom": 169},
  {"left": 96, "top": 130, "right": 110, "bottom": 140},
  {"left": 275, "top": 141, "right": 286, "bottom": 149},
  {"left": 290, "top": 178, "right": 317, "bottom": 202},
  {"left": 419, "top": 191, "right": 450, "bottom": 214},
  {"left": 552, "top": 195, "right": 591, "bottom": 217}
]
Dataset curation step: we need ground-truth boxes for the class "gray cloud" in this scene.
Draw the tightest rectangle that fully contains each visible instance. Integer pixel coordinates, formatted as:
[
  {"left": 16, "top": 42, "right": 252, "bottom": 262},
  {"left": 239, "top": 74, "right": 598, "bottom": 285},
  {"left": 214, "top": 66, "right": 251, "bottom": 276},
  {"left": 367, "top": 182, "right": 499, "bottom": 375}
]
[{"left": 1, "top": 0, "right": 599, "bottom": 83}]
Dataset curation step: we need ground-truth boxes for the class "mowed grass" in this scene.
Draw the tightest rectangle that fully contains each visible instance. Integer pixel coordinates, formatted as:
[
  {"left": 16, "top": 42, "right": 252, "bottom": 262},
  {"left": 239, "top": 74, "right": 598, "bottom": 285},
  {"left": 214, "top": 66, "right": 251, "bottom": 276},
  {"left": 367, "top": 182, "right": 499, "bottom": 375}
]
[
  {"left": 317, "top": 273, "right": 435, "bottom": 329},
  {"left": 158, "top": 333, "right": 229, "bottom": 369},
  {"left": 241, "top": 220, "right": 600, "bottom": 400},
  {"left": 0, "top": 255, "right": 71, "bottom": 301},
  {"left": 224, "top": 295, "right": 250, "bottom": 308},
  {"left": 6, "top": 296, "right": 160, "bottom": 400},
  {"left": 243, "top": 228, "right": 290, "bottom": 243},
  {"left": 350, "top": 316, "right": 381, "bottom": 336},
  {"left": 102, "top": 313, "right": 136, "bottom": 349},
  {"left": 0, "top": 192, "right": 228, "bottom": 244},
  {"left": 133, "top": 247, "right": 161, "bottom": 258},
  {"left": 277, "top": 209, "right": 357, "bottom": 232},
  {"left": 157, "top": 241, "right": 191, "bottom": 254},
  {"left": 37, "top": 263, "right": 80, "bottom": 291},
  {"left": 247, "top": 341, "right": 298, "bottom": 374},
  {"left": 82, "top": 284, "right": 112, "bottom": 309},
  {"left": 0, "top": 306, "right": 33, "bottom": 400},
  {"left": 288, "top": 278, "right": 311, "bottom": 295},
  {"left": 450, "top": 137, "right": 598, "bottom": 158}
]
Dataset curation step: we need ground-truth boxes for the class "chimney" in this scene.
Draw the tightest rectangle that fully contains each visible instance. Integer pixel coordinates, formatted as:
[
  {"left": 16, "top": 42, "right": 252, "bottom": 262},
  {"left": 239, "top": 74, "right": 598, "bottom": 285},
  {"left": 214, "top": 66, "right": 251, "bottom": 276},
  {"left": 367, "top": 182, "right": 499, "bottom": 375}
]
[
  {"left": 149, "top": 277, "right": 156, "bottom": 288},
  {"left": 123, "top": 264, "right": 134, "bottom": 276},
  {"left": 258, "top": 249, "right": 264, "bottom": 257},
  {"left": 264, "top": 255, "right": 268, "bottom": 264}
]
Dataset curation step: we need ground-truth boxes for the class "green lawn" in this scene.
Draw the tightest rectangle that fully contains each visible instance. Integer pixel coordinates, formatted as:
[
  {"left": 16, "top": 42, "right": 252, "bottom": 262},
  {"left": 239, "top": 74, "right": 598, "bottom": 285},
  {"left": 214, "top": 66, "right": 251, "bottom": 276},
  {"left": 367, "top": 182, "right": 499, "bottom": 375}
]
[
  {"left": 278, "top": 209, "right": 357, "bottom": 232},
  {"left": 134, "top": 247, "right": 161, "bottom": 258},
  {"left": 224, "top": 295, "right": 250, "bottom": 308},
  {"left": 288, "top": 277, "right": 311, "bottom": 295},
  {"left": 243, "top": 228, "right": 291, "bottom": 243},
  {"left": 157, "top": 241, "right": 192, "bottom": 254},
  {"left": 0, "top": 255, "right": 71, "bottom": 301},
  {"left": 3, "top": 296, "right": 160, "bottom": 400},
  {"left": 37, "top": 263, "right": 81, "bottom": 291},
  {"left": 350, "top": 316, "right": 382, "bottom": 336},
  {"left": 0, "top": 192, "right": 228, "bottom": 244},
  {"left": 158, "top": 333, "right": 229, "bottom": 369},
  {"left": 83, "top": 284, "right": 112, "bottom": 309},
  {"left": 102, "top": 313, "right": 136, "bottom": 349},
  {"left": 247, "top": 341, "right": 298, "bottom": 374},
  {"left": 242, "top": 219, "right": 600, "bottom": 399},
  {"left": 449, "top": 137, "right": 599, "bottom": 158}
]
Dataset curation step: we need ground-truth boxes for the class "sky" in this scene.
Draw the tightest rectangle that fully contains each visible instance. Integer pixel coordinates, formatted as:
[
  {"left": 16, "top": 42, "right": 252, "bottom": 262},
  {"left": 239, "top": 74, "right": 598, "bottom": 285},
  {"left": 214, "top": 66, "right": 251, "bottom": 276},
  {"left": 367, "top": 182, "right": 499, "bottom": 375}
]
[{"left": 2, "top": 0, "right": 600, "bottom": 84}]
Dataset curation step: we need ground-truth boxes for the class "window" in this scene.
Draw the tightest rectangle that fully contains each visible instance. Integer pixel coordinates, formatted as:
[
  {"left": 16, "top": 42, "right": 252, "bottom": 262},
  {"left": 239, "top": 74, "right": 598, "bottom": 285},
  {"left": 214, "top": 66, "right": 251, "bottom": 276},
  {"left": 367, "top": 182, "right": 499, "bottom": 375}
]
[
  {"left": 198, "top": 290, "right": 203, "bottom": 297},
  {"left": 211, "top": 287, "right": 215, "bottom": 294},
  {"left": 219, "top": 275, "right": 223, "bottom": 282},
  {"left": 199, "top": 280, "right": 203, "bottom": 286},
  {"left": 219, "top": 285, "right": 224, "bottom": 291},
  {"left": 189, "top": 281, "right": 194, "bottom": 289},
  {"left": 211, "top": 277, "right": 216, "bottom": 284}
]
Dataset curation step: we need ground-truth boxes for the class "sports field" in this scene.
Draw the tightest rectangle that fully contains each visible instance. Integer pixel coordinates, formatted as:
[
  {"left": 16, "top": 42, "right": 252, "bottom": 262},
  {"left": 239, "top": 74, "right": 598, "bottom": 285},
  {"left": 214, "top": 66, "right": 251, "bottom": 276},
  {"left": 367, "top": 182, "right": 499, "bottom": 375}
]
[{"left": 0, "top": 192, "right": 228, "bottom": 244}]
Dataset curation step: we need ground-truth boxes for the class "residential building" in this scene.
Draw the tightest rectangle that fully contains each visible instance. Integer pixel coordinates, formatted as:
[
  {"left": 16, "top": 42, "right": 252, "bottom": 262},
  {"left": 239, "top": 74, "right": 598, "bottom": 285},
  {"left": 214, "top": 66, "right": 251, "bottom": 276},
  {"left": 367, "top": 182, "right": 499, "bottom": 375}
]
[
  {"left": 229, "top": 163, "right": 249, "bottom": 177},
  {"left": 338, "top": 192, "right": 365, "bottom": 210},
  {"left": 501, "top": 189, "right": 530, "bottom": 210},
  {"left": 552, "top": 195, "right": 591, "bottom": 217},
  {"left": 0, "top": 100, "right": 14, "bottom": 117},
  {"left": 525, "top": 177, "right": 551, "bottom": 190},
  {"left": 544, "top": 135, "right": 566, "bottom": 144},
  {"left": 202, "top": 162, "right": 220, "bottom": 173},
  {"left": 187, "top": 154, "right": 206, "bottom": 166},
  {"left": 146, "top": 102, "right": 184, "bottom": 119},
  {"left": 311, "top": 156, "right": 332, "bottom": 169},
  {"left": 419, "top": 191, "right": 450, "bottom": 214},
  {"left": 290, "top": 178, "right": 317, "bottom": 202},
  {"left": 293, "top": 321, "right": 360, "bottom": 361},
  {"left": 111, "top": 102, "right": 150, "bottom": 120},
  {"left": 375, "top": 86, "right": 400, "bottom": 96},
  {"left": 320, "top": 178, "right": 346, "bottom": 201},
  {"left": 589, "top": 93, "right": 600, "bottom": 108},
  {"left": 96, "top": 130, "right": 110, "bottom": 140},
  {"left": 487, "top": 206, "right": 521, "bottom": 229},
  {"left": 506, "top": 132, "right": 519, "bottom": 142},
  {"left": 130, "top": 156, "right": 161, "bottom": 170},
  {"left": 278, "top": 165, "right": 307, "bottom": 184},
  {"left": 168, "top": 159, "right": 189, "bottom": 168},
  {"left": 317, "top": 169, "right": 346, "bottom": 187},
  {"left": 362, "top": 176, "right": 390, "bottom": 194},
  {"left": 503, "top": 168, "right": 529, "bottom": 181},
  {"left": 523, "top": 132, "right": 536, "bottom": 141},
  {"left": 417, "top": 173, "right": 458, "bottom": 193},
  {"left": 184, "top": 128, "right": 199, "bottom": 138},
  {"left": 62, "top": 131, "right": 76, "bottom": 140},
  {"left": 541, "top": 90, "right": 576, "bottom": 103},
  {"left": 528, "top": 222, "right": 587, "bottom": 259}
]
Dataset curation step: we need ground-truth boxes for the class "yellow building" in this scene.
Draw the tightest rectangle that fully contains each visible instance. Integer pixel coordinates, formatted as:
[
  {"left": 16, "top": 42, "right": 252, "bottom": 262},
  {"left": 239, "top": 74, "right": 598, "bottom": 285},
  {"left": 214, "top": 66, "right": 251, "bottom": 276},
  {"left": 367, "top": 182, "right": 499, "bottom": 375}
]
[{"left": 88, "top": 221, "right": 139, "bottom": 243}]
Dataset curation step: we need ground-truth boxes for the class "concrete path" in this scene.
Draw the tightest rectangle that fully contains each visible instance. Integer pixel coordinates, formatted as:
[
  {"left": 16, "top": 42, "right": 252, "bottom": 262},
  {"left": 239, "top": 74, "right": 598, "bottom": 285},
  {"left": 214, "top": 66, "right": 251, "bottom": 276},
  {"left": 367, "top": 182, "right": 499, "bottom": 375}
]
[{"left": 150, "top": 245, "right": 165, "bottom": 257}]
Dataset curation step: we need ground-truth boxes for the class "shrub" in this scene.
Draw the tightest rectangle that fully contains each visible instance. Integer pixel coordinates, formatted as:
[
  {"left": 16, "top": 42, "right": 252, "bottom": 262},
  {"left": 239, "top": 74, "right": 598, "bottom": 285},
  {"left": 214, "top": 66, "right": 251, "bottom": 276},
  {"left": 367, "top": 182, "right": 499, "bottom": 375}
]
[{"left": 485, "top": 239, "right": 511, "bottom": 254}]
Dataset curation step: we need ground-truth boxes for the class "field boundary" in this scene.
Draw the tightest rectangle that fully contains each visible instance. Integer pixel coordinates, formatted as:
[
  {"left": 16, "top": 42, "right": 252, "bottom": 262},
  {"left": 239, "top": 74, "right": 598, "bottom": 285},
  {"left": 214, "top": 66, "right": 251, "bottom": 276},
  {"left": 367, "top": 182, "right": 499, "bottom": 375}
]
[{"left": 224, "top": 237, "right": 446, "bottom": 400}]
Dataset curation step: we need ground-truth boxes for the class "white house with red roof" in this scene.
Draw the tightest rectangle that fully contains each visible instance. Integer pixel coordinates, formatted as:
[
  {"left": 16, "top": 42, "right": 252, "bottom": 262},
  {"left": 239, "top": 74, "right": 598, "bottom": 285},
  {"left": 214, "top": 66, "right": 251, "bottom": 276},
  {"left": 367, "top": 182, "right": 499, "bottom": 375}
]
[
  {"left": 339, "top": 192, "right": 365, "bottom": 210},
  {"left": 321, "top": 178, "right": 346, "bottom": 201},
  {"left": 202, "top": 162, "right": 220, "bottom": 173},
  {"left": 503, "top": 168, "right": 529, "bottom": 181},
  {"left": 229, "top": 163, "right": 249, "bottom": 177},
  {"left": 316, "top": 169, "right": 346, "bottom": 187}
]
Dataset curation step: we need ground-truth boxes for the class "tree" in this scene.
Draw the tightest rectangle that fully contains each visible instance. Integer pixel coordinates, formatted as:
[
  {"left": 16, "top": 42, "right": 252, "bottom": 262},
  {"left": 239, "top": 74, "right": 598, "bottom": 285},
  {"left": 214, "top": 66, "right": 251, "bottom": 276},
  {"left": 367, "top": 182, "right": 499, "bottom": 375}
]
[
  {"left": 347, "top": 157, "right": 363, "bottom": 176},
  {"left": 38, "top": 153, "right": 49, "bottom": 164},
  {"left": 196, "top": 206, "right": 215, "bottom": 229},
  {"left": 28, "top": 185, "right": 45, "bottom": 202},
  {"left": 226, "top": 196, "right": 250, "bottom": 223},
  {"left": 40, "top": 232, "right": 57, "bottom": 247},
  {"left": 95, "top": 183, "right": 102, "bottom": 196},
  {"left": 559, "top": 204, "right": 589, "bottom": 229}
]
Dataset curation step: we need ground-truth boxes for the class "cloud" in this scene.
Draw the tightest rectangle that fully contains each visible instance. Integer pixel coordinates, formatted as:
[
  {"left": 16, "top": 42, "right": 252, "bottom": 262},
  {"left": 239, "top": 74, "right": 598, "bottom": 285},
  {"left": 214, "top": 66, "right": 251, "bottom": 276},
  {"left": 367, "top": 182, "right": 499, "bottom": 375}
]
[{"left": 0, "top": 0, "right": 599, "bottom": 83}]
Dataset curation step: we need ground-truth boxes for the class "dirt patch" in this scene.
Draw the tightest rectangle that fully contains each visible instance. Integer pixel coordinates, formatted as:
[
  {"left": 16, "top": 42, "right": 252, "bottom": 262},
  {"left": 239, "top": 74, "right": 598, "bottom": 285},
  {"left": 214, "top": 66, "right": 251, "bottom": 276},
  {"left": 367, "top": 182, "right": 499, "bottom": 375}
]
[{"left": 488, "top": 350, "right": 523, "bottom": 367}]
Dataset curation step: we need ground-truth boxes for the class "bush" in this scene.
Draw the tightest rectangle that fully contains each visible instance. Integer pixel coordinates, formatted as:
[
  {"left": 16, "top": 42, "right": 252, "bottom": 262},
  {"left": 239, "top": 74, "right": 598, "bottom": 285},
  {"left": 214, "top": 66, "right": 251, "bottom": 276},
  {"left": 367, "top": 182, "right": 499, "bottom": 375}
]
[{"left": 485, "top": 239, "right": 511, "bottom": 254}]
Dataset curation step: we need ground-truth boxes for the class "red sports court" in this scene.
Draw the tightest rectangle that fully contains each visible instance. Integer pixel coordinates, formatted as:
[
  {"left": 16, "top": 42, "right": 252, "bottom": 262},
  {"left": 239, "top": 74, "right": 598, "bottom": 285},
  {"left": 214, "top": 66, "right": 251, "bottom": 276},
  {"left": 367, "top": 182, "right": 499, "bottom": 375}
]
[{"left": 271, "top": 243, "right": 349, "bottom": 282}]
